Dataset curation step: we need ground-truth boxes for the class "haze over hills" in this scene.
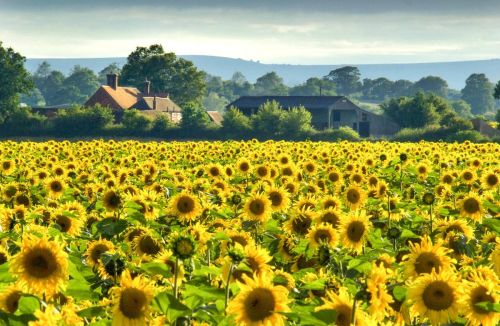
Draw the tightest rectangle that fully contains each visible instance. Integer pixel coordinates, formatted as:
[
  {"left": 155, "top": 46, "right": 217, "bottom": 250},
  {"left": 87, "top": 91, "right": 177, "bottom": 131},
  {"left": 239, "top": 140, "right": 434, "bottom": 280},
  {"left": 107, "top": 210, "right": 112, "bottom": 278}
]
[{"left": 25, "top": 56, "right": 500, "bottom": 90}]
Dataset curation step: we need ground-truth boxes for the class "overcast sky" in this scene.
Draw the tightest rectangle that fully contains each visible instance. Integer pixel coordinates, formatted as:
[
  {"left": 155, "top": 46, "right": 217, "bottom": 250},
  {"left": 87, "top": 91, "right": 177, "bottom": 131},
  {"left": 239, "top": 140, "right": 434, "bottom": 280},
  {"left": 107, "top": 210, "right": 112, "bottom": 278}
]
[{"left": 1, "top": 0, "right": 499, "bottom": 64}]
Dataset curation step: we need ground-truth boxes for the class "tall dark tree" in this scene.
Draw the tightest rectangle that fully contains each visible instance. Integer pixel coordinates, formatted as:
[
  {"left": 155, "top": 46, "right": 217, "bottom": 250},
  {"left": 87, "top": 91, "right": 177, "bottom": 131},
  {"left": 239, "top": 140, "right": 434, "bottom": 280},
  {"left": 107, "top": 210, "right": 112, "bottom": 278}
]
[
  {"left": 361, "top": 77, "right": 393, "bottom": 101},
  {"left": 413, "top": 76, "right": 448, "bottom": 98},
  {"left": 253, "top": 72, "right": 288, "bottom": 95},
  {"left": 461, "top": 73, "right": 494, "bottom": 115},
  {"left": 121, "top": 44, "right": 206, "bottom": 106},
  {"left": 495, "top": 81, "right": 500, "bottom": 99},
  {"left": 0, "top": 42, "right": 33, "bottom": 122},
  {"left": 382, "top": 92, "right": 440, "bottom": 128},
  {"left": 325, "top": 66, "right": 361, "bottom": 96},
  {"left": 391, "top": 80, "right": 414, "bottom": 97}
]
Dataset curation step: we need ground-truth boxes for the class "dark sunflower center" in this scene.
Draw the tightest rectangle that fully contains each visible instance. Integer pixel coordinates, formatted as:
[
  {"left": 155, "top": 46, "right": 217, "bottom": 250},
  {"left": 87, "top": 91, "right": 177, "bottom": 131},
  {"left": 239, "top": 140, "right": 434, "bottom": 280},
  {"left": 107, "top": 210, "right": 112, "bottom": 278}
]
[
  {"left": 239, "top": 162, "right": 250, "bottom": 172},
  {"left": 175, "top": 239, "right": 194, "bottom": 257},
  {"left": 269, "top": 192, "right": 283, "bottom": 207},
  {"left": 230, "top": 236, "right": 247, "bottom": 247},
  {"left": 56, "top": 215, "right": 71, "bottom": 232},
  {"left": 314, "top": 230, "right": 332, "bottom": 244},
  {"left": 0, "top": 252, "right": 8, "bottom": 264},
  {"left": 334, "top": 304, "right": 352, "bottom": 326},
  {"left": 415, "top": 252, "right": 441, "bottom": 274},
  {"left": 347, "top": 221, "right": 365, "bottom": 242},
  {"left": 139, "top": 236, "right": 161, "bottom": 255},
  {"left": 321, "top": 212, "right": 340, "bottom": 228},
  {"left": 486, "top": 174, "right": 498, "bottom": 186},
  {"left": 471, "top": 286, "right": 495, "bottom": 314},
  {"left": 329, "top": 173, "right": 340, "bottom": 182},
  {"left": 25, "top": 249, "right": 57, "bottom": 278},
  {"left": 90, "top": 244, "right": 110, "bottom": 263},
  {"left": 177, "top": 196, "right": 195, "bottom": 214},
  {"left": 6, "top": 291, "right": 21, "bottom": 313},
  {"left": 15, "top": 194, "right": 30, "bottom": 207},
  {"left": 119, "top": 288, "right": 147, "bottom": 319},
  {"left": 422, "top": 281, "right": 454, "bottom": 311},
  {"left": 292, "top": 216, "right": 312, "bottom": 235},
  {"left": 346, "top": 189, "right": 360, "bottom": 204},
  {"left": 2, "top": 162, "right": 11, "bottom": 170},
  {"left": 50, "top": 181, "right": 62, "bottom": 192},
  {"left": 104, "top": 191, "right": 121, "bottom": 209},
  {"left": 463, "top": 172, "right": 473, "bottom": 180},
  {"left": 306, "top": 164, "right": 315, "bottom": 172},
  {"left": 249, "top": 199, "right": 265, "bottom": 215},
  {"left": 257, "top": 167, "right": 268, "bottom": 177},
  {"left": 443, "top": 175, "right": 453, "bottom": 184},
  {"left": 463, "top": 198, "right": 480, "bottom": 214},
  {"left": 243, "top": 288, "right": 275, "bottom": 322}
]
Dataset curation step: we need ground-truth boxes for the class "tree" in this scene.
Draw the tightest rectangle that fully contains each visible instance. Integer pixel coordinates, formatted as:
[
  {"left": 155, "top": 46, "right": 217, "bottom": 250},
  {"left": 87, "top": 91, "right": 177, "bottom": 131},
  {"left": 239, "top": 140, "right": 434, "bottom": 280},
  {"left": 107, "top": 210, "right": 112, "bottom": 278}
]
[
  {"left": 278, "top": 106, "right": 313, "bottom": 138},
  {"left": 325, "top": 66, "right": 361, "bottom": 96},
  {"left": 253, "top": 72, "right": 288, "bottom": 95},
  {"left": 203, "top": 92, "right": 229, "bottom": 113},
  {"left": 98, "top": 63, "right": 121, "bottom": 84},
  {"left": 289, "top": 78, "right": 336, "bottom": 96},
  {"left": 0, "top": 42, "right": 33, "bottom": 123},
  {"left": 122, "top": 109, "right": 152, "bottom": 132},
  {"left": 361, "top": 77, "right": 393, "bottom": 101},
  {"left": 251, "top": 100, "right": 284, "bottom": 136},
  {"left": 35, "top": 68, "right": 66, "bottom": 105},
  {"left": 495, "top": 81, "right": 500, "bottom": 99},
  {"left": 413, "top": 76, "right": 448, "bottom": 98},
  {"left": 221, "top": 107, "right": 251, "bottom": 135},
  {"left": 382, "top": 92, "right": 440, "bottom": 128},
  {"left": 121, "top": 44, "right": 206, "bottom": 106},
  {"left": 461, "top": 73, "right": 494, "bottom": 115},
  {"left": 451, "top": 100, "right": 473, "bottom": 118},
  {"left": 391, "top": 80, "right": 414, "bottom": 97},
  {"left": 180, "top": 101, "right": 210, "bottom": 130},
  {"left": 64, "top": 65, "right": 100, "bottom": 104},
  {"left": 20, "top": 88, "right": 45, "bottom": 107}
]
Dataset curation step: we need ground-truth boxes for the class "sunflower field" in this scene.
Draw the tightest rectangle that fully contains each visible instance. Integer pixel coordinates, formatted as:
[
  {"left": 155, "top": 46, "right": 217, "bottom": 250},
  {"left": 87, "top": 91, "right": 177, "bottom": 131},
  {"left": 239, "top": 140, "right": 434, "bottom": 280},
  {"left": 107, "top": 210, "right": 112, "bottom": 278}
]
[{"left": 0, "top": 140, "right": 499, "bottom": 326}]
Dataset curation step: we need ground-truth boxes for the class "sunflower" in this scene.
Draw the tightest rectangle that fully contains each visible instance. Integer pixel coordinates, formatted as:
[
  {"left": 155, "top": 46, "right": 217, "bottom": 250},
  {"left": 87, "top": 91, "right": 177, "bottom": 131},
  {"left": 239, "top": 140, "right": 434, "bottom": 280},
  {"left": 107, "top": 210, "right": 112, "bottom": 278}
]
[
  {"left": 29, "top": 305, "right": 62, "bottom": 326},
  {"left": 344, "top": 185, "right": 366, "bottom": 210},
  {"left": 52, "top": 210, "right": 83, "bottom": 237},
  {"left": 134, "top": 233, "right": 162, "bottom": 258},
  {"left": 11, "top": 235, "right": 68, "bottom": 299},
  {"left": 236, "top": 158, "right": 252, "bottom": 174},
  {"left": 102, "top": 189, "right": 122, "bottom": 212},
  {"left": 459, "top": 192, "right": 484, "bottom": 222},
  {"left": 316, "top": 208, "right": 342, "bottom": 229},
  {"left": 321, "top": 195, "right": 341, "bottom": 210},
  {"left": 283, "top": 210, "right": 314, "bottom": 237},
  {"left": 0, "top": 247, "right": 9, "bottom": 265},
  {"left": 403, "top": 237, "right": 455, "bottom": 278},
  {"left": 242, "top": 194, "right": 272, "bottom": 223},
  {"left": 111, "top": 270, "right": 155, "bottom": 326},
  {"left": 226, "top": 246, "right": 272, "bottom": 284},
  {"left": 272, "top": 270, "right": 295, "bottom": 291},
  {"left": 1, "top": 160, "right": 15, "bottom": 175},
  {"left": 437, "top": 218, "right": 474, "bottom": 240},
  {"left": 169, "top": 191, "right": 202, "bottom": 224},
  {"left": 407, "top": 270, "right": 463, "bottom": 325},
  {"left": 367, "top": 263, "right": 394, "bottom": 321},
  {"left": 266, "top": 186, "right": 290, "bottom": 212},
  {"left": 227, "top": 273, "right": 290, "bottom": 326},
  {"left": 170, "top": 232, "right": 197, "bottom": 260},
  {"left": 461, "top": 169, "right": 476, "bottom": 185},
  {"left": 85, "top": 239, "right": 115, "bottom": 268},
  {"left": 0, "top": 285, "right": 23, "bottom": 313},
  {"left": 482, "top": 170, "right": 499, "bottom": 190},
  {"left": 338, "top": 211, "right": 371, "bottom": 253},
  {"left": 460, "top": 267, "right": 500, "bottom": 326},
  {"left": 45, "top": 177, "right": 65, "bottom": 199},
  {"left": 316, "top": 287, "right": 373, "bottom": 326},
  {"left": 307, "top": 223, "right": 338, "bottom": 248}
]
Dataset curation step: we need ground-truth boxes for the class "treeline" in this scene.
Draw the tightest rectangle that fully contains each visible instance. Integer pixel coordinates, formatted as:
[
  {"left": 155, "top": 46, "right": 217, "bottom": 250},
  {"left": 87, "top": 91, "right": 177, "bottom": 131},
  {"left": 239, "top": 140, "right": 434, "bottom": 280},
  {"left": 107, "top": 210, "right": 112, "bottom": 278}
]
[
  {"left": 204, "top": 66, "right": 500, "bottom": 119},
  {"left": 0, "top": 102, "right": 360, "bottom": 141}
]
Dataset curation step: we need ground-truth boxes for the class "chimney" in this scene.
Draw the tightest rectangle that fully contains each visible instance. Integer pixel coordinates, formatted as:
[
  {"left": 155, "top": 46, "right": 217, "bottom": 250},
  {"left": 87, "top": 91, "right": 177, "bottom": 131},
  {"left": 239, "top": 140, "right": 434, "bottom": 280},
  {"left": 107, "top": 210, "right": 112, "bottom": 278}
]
[
  {"left": 107, "top": 74, "right": 118, "bottom": 90},
  {"left": 143, "top": 80, "right": 151, "bottom": 95}
]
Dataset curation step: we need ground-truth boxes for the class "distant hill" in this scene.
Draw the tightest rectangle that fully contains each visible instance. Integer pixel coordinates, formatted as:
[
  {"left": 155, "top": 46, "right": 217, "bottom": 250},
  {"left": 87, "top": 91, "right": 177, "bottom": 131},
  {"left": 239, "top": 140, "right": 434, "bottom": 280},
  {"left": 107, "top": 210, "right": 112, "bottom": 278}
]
[{"left": 25, "top": 56, "right": 500, "bottom": 89}]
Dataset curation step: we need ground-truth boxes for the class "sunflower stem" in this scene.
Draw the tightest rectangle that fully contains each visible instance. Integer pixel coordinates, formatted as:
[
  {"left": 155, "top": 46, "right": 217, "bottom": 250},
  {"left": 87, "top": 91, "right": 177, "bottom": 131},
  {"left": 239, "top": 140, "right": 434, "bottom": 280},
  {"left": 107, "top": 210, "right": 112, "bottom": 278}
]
[
  {"left": 173, "top": 257, "right": 179, "bottom": 299},
  {"left": 429, "top": 203, "right": 433, "bottom": 240},
  {"left": 351, "top": 297, "right": 357, "bottom": 325},
  {"left": 224, "top": 263, "right": 234, "bottom": 314}
]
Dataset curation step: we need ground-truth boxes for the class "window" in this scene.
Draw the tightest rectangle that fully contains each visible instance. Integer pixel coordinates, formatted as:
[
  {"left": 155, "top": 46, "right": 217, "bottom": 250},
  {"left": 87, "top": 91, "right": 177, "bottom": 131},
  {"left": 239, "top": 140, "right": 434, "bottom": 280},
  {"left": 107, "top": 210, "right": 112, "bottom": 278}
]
[
  {"left": 353, "top": 123, "right": 357, "bottom": 130},
  {"left": 361, "top": 113, "right": 368, "bottom": 121},
  {"left": 332, "top": 111, "right": 341, "bottom": 122}
]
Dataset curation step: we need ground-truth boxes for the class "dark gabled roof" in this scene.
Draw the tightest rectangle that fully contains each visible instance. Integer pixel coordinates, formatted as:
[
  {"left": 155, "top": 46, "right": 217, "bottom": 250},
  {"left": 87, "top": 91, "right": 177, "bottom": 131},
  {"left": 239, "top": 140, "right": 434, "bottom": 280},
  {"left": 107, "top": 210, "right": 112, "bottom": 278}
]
[{"left": 228, "top": 96, "right": 345, "bottom": 110}]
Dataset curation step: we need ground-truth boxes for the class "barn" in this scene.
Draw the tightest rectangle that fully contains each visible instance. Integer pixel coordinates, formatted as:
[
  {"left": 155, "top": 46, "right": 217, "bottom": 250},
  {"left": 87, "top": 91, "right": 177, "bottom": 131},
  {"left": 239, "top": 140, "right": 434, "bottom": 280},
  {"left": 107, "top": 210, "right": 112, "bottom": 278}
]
[{"left": 228, "top": 96, "right": 400, "bottom": 137}]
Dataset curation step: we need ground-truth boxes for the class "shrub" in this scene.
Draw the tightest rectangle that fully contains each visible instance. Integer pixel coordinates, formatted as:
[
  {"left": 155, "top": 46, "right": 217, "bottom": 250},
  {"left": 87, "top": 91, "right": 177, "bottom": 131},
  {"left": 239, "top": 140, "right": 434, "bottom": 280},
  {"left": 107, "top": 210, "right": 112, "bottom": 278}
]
[
  {"left": 221, "top": 107, "right": 252, "bottom": 138},
  {"left": 51, "top": 105, "right": 114, "bottom": 135},
  {"left": 309, "top": 127, "right": 360, "bottom": 141},
  {"left": 122, "top": 109, "right": 152, "bottom": 133},
  {"left": 151, "top": 114, "right": 174, "bottom": 135},
  {"left": 278, "top": 106, "right": 314, "bottom": 139},
  {"left": 251, "top": 101, "right": 284, "bottom": 137},
  {"left": 445, "top": 130, "right": 487, "bottom": 142},
  {"left": 180, "top": 101, "right": 210, "bottom": 130},
  {"left": 0, "top": 106, "right": 47, "bottom": 135}
]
